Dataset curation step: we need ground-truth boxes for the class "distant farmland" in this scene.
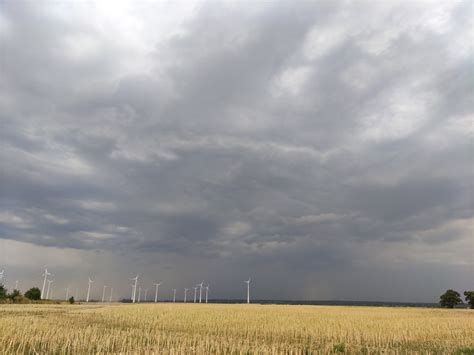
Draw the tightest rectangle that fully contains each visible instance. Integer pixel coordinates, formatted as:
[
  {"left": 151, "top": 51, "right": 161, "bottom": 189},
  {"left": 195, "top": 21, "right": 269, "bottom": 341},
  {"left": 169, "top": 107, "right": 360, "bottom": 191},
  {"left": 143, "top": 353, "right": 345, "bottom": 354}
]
[{"left": 1, "top": 303, "right": 473, "bottom": 353}]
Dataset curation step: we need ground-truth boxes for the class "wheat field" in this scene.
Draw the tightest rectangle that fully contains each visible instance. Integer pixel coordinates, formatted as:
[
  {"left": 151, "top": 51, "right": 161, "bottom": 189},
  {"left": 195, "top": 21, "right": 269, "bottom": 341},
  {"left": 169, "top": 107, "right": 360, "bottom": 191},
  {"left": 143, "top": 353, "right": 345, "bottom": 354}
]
[{"left": 0, "top": 303, "right": 473, "bottom": 354}]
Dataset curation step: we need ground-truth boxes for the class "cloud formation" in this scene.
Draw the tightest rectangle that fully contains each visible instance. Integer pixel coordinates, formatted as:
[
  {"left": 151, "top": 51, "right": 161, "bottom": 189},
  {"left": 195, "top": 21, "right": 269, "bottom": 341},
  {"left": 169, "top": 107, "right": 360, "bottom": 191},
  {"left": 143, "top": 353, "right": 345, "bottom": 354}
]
[{"left": 0, "top": 0, "right": 472, "bottom": 301}]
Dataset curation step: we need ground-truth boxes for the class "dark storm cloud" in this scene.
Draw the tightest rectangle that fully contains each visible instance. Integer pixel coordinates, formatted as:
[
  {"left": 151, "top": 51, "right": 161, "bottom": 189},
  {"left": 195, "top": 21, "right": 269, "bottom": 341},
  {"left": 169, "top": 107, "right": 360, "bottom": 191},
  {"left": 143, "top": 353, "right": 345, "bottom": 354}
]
[{"left": 0, "top": 0, "right": 472, "bottom": 300}]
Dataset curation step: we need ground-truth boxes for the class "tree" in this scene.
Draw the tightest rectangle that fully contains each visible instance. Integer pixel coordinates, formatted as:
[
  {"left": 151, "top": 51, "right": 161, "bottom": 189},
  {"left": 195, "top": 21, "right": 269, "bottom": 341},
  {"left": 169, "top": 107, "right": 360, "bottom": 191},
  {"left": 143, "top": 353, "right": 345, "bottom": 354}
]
[
  {"left": 8, "top": 289, "right": 21, "bottom": 300},
  {"left": 440, "top": 289, "right": 462, "bottom": 308},
  {"left": 0, "top": 284, "right": 7, "bottom": 300},
  {"left": 25, "top": 287, "right": 41, "bottom": 300},
  {"left": 68, "top": 296, "right": 75, "bottom": 304},
  {"left": 464, "top": 291, "right": 474, "bottom": 309}
]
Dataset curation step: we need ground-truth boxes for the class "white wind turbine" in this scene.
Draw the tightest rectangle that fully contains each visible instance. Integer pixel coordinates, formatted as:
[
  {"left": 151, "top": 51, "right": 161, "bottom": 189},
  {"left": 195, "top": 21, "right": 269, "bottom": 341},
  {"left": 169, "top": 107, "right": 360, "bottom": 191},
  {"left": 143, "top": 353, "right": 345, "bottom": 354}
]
[
  {"left": 198, "top": 281, "right": 204, "bottom": 303},
  {"left": 154, "top": 283, "right": 161, "bottom": 303},
  {"left": 102, "top": 285, "right": 107, "bottom": 303},
  {"left": 41, "top": 268, "right": 51, "bottom": 299},
  {"left": 86, "top": 278, "right": 94, "bottom": 302},
  {"left": 244, "top": 278, "right": 251, "bottom": 304},
  {"left": 65, "top": 286, "right": 70, "bottom": 301},
  {"left": 46, "top": 279, "right": 54, "bottom": 299},
  {"left": 172, "top": 289, "right": 176, "bottom": 303},
  {"left": 109, "top": 287, "right": 113, "bottom": 302},
  {"left": 184, "top": 288, "right": 189, "bottom": 303},
  {"left": 193, "top": 287, "right": 198, "bottom": 303},
  {"left": 204, "top": 284, "right": 209, "bottom": 304},
  {"left": 131, "top": 275, "right": 139, "bottom": 303}
]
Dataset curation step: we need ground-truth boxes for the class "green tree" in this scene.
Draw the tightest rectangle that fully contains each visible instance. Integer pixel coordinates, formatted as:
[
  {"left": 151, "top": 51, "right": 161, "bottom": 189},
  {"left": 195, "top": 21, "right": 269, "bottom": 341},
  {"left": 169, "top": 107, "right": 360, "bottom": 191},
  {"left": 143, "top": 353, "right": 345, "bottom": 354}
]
[
  {"left": 440, "top": 289, "right": 462, "bottom": 308},
  {"left": 8, "top": 289, "right": 21, "bottom": 300},
  {"left": 0, "top": 284, "right": 7, "bottom": 300},
  {"left": 68, "top": 296, "right": 75, "bottom": 304},
  {"left": 464, "top": 291, "right": 474, "bottom": 309},
  {"left": 25, "top": 287, "right": 41, "bottom": 300}
]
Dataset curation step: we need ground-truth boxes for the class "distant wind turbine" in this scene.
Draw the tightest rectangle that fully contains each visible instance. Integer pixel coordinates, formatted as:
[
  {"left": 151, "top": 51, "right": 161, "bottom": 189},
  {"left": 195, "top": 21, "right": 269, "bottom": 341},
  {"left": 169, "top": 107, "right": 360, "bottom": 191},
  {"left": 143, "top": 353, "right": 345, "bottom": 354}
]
[
  {"left": 193, "top": 287, "right": 197, "bottom": 303},
  {"left": 244, "top": 278, "right": 251, "bottom": 304},
  {"left": 41, "top": 268, "right": 51, "bottom": 300},
  {"left": 205, "top": 284, "right": 209, "bottom": 304},
  {"left": 46, "top": 279, "right": 54, "bottom": 299},
  {"left": 86, "top": 278, "right": 94, "bottom": 302},
  {"left": 154, "top": 283, "right": 161, "bottom": 303},
  {"left": 109, "top": 287, "right": 113, "bottom": 302},
  {"left": 131, "top": 275, "right": 139, "bottom": 303},
  {"left": 184, "top": 288, "right": 189, "bottom": 303},
  {"left": 198, "top": 281, "right": 204, "bottom": 303},
  {"left": 144, "top": 289, "right": 148, "bottom": 302},
  {"left": 102, "top": 285, "right": 107, "bottom": 303},
  {"left": 65, "top": 286, "right": 70, "bottom": 301},
  {"left": 172, "top": 289, "right": 176, "bottom": 303}
]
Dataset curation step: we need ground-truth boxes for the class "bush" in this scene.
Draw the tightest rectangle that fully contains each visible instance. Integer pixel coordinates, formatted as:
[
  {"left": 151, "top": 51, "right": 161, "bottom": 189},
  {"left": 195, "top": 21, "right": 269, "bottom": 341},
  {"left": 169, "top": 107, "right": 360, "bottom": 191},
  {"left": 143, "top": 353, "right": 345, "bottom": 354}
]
[
  {"left": 0, "top": 284, "right": 7, "bottom": 300},
  {"left": 69, "top": 296, "right": 75, "bottom": 304},
  {"left": 25, "top": 287, "right": 41, "bottom": 300}
]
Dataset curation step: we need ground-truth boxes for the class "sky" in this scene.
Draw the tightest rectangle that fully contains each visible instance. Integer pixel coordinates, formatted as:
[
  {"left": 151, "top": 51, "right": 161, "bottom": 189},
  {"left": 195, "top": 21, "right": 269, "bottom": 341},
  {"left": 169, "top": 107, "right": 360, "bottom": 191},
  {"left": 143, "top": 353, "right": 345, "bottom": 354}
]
[{"left": 0, "top": 0, "right": 472, "bottom": 303}]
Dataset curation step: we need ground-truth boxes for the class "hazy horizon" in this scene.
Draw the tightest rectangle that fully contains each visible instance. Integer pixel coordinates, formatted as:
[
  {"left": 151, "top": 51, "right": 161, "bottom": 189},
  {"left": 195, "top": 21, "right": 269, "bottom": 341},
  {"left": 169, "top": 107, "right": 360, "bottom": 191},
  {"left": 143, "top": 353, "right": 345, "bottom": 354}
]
[{"left": 0, "top": 0, "right": 472, "bottom": 303}]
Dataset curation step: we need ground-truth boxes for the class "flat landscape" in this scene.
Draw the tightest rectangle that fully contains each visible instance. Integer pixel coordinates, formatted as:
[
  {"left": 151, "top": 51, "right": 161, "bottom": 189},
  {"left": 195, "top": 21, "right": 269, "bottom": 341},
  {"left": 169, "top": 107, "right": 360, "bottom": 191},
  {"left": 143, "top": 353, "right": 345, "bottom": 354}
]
[{"left": 1, "top": 303, "right": 473, "bottom": 354}]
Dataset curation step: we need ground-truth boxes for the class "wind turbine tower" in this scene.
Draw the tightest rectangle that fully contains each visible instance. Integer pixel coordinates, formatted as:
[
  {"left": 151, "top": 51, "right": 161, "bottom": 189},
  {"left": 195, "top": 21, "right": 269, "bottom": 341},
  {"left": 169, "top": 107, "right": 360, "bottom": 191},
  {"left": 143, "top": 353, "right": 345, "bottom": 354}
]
[
  {"left": 184, "top": 288, "right": 188, "bottom": 303},
  {"left": 198, "top": 281, "right": 204, "bottom": 303},
  {"left": 46, "top": 279, "right": 53, "bottom": 299},
  {"left": 154, "top": 283, "right": 161, "bottom": 303},
  {"left": 144, "top": 289, "right": 148, "bottom": 302},
  {"left": 65, "top": 286, "right": 70, "bottom": 301},
  {"left": 41, "top": 268, "right": 51, "bottom": 299},
  {"left": 244, "top": 278, "right": 251, "bottom": 304},
  {"left": 86, "top": 278, "right": 94, "bottom": 302},
  {"left": 102, "top": 285, "right": 107, "bottom": 303},
  {"left": 131, "top": 275, "right": 139, "bottom": 303},
  {"left": 205, "top": 284, "right": 209, "bottom": 304},
  {"left": 193, "top": 287, "right": 197, "bottom": 303}
]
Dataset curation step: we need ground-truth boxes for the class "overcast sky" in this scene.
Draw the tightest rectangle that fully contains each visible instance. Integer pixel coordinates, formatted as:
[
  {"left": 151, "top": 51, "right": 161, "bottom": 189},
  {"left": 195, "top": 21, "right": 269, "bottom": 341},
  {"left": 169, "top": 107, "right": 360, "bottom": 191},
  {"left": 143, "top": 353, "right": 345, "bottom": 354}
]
[{"left": 0, "top": 0, "right": 472, "bottom": 302}]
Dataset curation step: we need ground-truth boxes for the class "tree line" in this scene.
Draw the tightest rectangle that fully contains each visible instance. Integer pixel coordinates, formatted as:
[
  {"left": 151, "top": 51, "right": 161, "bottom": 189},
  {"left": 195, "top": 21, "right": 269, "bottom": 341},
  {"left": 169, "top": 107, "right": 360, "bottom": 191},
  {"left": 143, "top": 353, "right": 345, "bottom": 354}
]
[
  {"left": 439, "top": 289, "right": 473, "bottom": 308},
  {"left": 0, "top": 283, "right": 74, "bottom": 304}
]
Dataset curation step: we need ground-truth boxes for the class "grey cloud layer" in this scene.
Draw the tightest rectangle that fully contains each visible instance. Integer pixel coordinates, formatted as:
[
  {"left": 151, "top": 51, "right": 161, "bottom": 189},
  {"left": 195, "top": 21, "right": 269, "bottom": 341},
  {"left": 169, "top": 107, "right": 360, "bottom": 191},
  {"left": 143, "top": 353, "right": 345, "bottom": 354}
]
[{"left": 0, "top": 0, "right": 472, "bottom": 300}]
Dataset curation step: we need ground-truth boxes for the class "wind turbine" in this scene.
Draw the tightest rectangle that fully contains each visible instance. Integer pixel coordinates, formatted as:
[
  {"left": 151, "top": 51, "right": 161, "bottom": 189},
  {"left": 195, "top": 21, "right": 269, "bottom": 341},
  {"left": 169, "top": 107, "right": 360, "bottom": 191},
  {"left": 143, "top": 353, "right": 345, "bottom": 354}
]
[
  {"left": 204, "top": 284, "right": 209, "bottom": 304},
  {"left": 41, "top": 268, "right": 51, "bottom": 299},
  {"left": 109, "top": 287, "right": 113, "bottom": 302},
  {"left": 65, "top": 286, "right": 70, "bottom": 301},
  {"left": 46, "top": 279, "right": 54, "bottom": 299},
  {"left": 193, "top": 287, "right": 197, "bottom": 303},
  {"left": 244, "top": 278, "right": 251, "bottom": 304},
  {"left": 86, "top": 278, "right": 94, "bottom": 302},
  {"left": 184, "top": 288, "right": 189, "bottom": 303},
  {"left": 131, "top": 275, "right": 139, "bottom": 303},
  {"left": 138, "top": 287, "right": 142, "bottom": 303},
  {"left": 198, "top": 281, "right": 204, "bottom": 303},
  {"left": 172, "top": 289, "right": 176, "bottom": 303},
  {"left": 102, "top": 285, "right": 107, "bottom": 303},
  {"left": 154, "top": 283, "right": 161, "bottom": 303},
  {"left": 144, "top": 289, "right": 148, "bottom": 302}
]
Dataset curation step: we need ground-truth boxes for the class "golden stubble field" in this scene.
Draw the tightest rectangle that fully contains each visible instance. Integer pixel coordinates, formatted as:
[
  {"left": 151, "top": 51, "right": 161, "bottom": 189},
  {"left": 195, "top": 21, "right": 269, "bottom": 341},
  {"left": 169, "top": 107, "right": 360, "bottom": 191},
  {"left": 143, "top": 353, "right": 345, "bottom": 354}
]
[{"left": 0, "top": 303, "right": 473, "bottom": 354}]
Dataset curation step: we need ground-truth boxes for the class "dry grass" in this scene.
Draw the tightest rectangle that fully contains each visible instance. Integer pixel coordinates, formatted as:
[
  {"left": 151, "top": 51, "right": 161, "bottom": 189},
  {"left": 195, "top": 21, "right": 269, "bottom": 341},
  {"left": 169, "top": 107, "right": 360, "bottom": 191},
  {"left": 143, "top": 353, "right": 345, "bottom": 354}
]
[{"left": 0, "top": 303, "right": 473, "bottom": 354}]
